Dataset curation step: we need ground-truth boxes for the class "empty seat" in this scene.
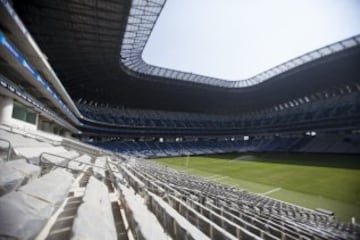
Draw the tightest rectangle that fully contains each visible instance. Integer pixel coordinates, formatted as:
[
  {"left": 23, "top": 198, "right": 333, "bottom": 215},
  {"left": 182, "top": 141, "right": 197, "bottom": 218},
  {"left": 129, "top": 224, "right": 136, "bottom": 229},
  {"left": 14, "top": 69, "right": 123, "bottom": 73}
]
[
  {"left": 42, "top": 150, "right": 79, "bottom": 166},
  {"left": 19, "top": 168, "right": 74, "bottom": 205},
  {"left": 0, "top": 129, "right": 53, "bottom": 148},
  {"left": 13, "top": 146, "right": 71, "bottom": 164},
  {"left": 6, "top": 159, "right": 41, "bottom": 180},
  {"left": 71, "top": 177, "right": 117, "bottom": 240},
  {"left": 0, "top": 163, "right": 24, "bottom": 196},
  {"left": 0, "top": 169, "right": 74, "bottom": 239},
  {"left": 0, "top": 191, "right": 54, "bottom": 239},
  {"left": 0, "top": 159, "right": 41, "bottom": 195},
  {"left": 68, "top": 154, "right": 92, "bottom": 172},
  {"left": 93, "top": 156, "right": 107, "bottom": 179}
]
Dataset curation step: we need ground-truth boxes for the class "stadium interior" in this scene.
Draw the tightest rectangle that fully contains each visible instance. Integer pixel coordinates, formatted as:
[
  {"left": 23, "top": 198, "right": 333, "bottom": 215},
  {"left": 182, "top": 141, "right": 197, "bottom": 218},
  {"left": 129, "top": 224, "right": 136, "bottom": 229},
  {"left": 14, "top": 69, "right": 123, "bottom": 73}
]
[{"left": 0, "top": 0, "right": 359, "bottom": 239}]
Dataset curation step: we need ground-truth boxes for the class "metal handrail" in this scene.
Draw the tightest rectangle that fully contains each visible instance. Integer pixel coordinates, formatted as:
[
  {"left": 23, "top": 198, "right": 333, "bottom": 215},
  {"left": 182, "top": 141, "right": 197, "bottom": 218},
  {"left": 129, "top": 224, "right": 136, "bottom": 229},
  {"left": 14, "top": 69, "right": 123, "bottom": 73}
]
[
  {"left": 39, "top": 152, "right": 121, "bottom": 178},
  {"left": 0, "top": 138, "right": 11, "bottom": 162}
]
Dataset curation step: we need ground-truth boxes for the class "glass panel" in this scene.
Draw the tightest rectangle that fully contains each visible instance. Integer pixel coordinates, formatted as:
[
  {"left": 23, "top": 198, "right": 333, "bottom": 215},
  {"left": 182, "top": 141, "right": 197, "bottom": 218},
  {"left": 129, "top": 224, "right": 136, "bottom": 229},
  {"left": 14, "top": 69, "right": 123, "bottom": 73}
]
[
  {"left": 12, "top": 102, "right": 37, "bottom": 124},
  {"left": 12, "top": 103, "right": 26, "bottom": 121},
  {"left": 26, "top": 111, "right": 37, "bottom": 124}
]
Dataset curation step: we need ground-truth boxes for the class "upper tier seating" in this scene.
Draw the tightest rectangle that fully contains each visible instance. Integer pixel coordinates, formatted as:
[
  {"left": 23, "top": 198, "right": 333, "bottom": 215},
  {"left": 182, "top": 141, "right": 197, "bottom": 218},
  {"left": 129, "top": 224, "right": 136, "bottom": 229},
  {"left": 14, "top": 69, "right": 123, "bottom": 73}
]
[
  {"left": 93, "top": 134, "right": 360, "bottom": 158},
  {"left": 77, "top": 91, "right": 360, "bottom": 130}
]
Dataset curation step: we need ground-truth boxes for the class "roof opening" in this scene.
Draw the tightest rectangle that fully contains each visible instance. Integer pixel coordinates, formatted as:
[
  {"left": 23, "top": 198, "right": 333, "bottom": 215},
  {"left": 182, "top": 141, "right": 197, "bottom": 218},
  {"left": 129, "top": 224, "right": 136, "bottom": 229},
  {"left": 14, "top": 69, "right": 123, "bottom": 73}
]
[{"left": 142, "top": 0, "right": 360, "bottom": 81}]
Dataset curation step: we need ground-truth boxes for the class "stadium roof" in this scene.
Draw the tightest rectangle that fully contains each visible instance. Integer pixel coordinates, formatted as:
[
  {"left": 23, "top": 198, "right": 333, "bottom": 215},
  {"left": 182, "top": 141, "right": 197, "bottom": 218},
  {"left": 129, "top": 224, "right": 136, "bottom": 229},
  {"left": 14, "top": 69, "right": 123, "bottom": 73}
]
[{"left": 11, "top": 0, "right": 360, "bottom": 114}]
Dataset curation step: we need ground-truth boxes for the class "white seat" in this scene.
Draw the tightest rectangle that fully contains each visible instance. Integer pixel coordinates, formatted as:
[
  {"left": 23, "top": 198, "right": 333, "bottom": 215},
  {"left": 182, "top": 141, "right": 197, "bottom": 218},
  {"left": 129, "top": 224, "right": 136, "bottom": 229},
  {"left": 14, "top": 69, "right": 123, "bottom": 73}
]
[
  {"left": 67, "top": 154, "right": 92, "bottom": 172},
  {"left": 0, "top": 159, "right": 41, "bottom": 196},
  {"left": 71, "top": 177, "right": 117, "bottom": 240},
  {"left": 93, "top": 156, "right": 107, "bottom": 179},
  {"left": 6, "top": 159, "right": 41, "bottom": 181},
  {"left": 0, "top": 164, "right": 24, "bottom": 196},
  {"left": 0, "top": 169, "right": 74, "bottom": 239},
  {"left": 19, "top": 168, "right": 74, "bottom": 205},
  {"left": 0, "top": 191, "right": 54, "bottom": 240},
  {"left": 13, "top": 146, "right": 69, "bottom": 164},
  {"left": 42, "top": 150, "right": 79, "bottom": 166}
]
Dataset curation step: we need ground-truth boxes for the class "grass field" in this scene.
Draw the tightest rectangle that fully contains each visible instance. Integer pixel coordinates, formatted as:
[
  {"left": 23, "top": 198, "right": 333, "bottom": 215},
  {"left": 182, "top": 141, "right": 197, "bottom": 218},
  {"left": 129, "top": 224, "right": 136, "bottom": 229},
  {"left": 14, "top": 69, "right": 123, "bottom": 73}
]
[{"left": 151, "top": 153, "right": 360, "bottom": 221}]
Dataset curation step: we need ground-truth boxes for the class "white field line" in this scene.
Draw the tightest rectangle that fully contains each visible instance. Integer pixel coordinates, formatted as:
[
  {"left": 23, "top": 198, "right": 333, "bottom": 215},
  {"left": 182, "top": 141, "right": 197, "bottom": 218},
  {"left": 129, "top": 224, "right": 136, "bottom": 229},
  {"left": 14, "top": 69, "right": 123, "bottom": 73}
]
[
  {"left": 210, "top": 176, "right": 229, "bottom": 181},
  {"left": 229, "top": 183, "right": 239, "bottom": 189},
  {"left": 234, "top": 156, "right": 255, "bottom": 161},
  {"left": 204, "top": 174, "right": 222, "bottom": 180},
  {"left": 262, "top": 187, "right": 282, "bottom": 195}
]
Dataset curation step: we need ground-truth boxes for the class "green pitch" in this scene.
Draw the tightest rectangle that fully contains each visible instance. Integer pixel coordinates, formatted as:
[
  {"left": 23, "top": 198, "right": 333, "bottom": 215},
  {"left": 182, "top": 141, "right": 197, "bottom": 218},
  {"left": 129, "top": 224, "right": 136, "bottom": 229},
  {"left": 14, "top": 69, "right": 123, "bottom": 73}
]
[{"left": 151, "top": 153, "right": 360, "bottom": 221}]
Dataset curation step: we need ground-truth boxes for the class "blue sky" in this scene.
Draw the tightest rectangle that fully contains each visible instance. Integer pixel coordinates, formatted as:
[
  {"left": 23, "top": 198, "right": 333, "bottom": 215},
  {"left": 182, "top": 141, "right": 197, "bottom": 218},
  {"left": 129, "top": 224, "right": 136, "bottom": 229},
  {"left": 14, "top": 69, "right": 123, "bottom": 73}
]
[{"left": 142, "top": 0, "right": 360, "bottom": 80}]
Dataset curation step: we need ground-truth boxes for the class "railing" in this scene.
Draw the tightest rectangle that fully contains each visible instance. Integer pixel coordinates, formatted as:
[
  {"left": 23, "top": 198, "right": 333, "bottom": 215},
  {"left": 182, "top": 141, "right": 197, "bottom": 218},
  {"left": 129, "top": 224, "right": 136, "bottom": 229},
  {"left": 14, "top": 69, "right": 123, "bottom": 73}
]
[
  {"left": 39, "top": 152, "right": 120, "bottom": 179},
  {"left": 0, "top": 138, "right": 11, "bottom": 161},
  {"left": 61, "top": 138, "right": 108, "bottom": 156},
  {"left": 39, "top": 152, "right": 75, "bottom": 175}
]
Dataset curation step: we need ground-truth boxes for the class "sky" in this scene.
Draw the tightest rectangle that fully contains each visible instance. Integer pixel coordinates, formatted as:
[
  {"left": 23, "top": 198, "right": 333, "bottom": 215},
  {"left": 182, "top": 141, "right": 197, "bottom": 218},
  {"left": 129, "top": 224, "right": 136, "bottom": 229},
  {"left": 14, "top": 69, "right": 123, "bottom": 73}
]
[{"left": 142, "top": 0, "right": 360, "bottom": 81}]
